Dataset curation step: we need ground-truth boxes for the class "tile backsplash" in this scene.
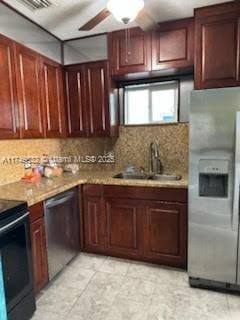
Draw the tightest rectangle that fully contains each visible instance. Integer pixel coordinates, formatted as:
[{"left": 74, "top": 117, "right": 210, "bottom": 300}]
[
  {"left": 0, "top": 139, "right": 62, "bottom": 186},
  {"left": 110, "top": 123, "right": 189, "bottom": 174},
  {"left": 0, "top": 123, "right": 189, "bottom": 186},
  {"left": 0, "top": 138, "right": 109, "bottom": 186}
]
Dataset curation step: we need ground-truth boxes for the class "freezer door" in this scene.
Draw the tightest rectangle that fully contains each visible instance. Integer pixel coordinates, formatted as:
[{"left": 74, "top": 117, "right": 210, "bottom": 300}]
[
  {"left": 235, "top": 112, "right": 240, "bottom": 285},
  {"left": 188, "top": 87, "right": 240, "bottom": 285}
]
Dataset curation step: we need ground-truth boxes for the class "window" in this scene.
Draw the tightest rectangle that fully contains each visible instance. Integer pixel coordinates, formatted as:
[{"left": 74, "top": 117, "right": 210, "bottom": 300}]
[{"left": 124, "top": 81, "right": 179, "bottom": 125}]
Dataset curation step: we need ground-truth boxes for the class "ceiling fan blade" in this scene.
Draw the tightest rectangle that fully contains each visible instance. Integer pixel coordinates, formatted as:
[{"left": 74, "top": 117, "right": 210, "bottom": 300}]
[
  {"left": 79, "top": 8, "right": 111, "bottom": 31},
  {"left": 135, "top": 10, "right": 159, "bottom": 32}
]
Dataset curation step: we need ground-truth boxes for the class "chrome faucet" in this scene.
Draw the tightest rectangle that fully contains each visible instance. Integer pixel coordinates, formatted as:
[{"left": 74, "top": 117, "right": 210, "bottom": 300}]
[{"left": 149, "top": 142, "right": 163, "bottom": 174}]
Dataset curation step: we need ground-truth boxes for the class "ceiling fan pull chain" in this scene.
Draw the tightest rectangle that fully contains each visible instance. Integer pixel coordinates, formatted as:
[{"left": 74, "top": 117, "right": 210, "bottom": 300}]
[
  {"left": 128, "top": 28, "right": 131, "bottom": 57},
  {"left": 125, "top": 28, "right": 128, "bottom": 63}
]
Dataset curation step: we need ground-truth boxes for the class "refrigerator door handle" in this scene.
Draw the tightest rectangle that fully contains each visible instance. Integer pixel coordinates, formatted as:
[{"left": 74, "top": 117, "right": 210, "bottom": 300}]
[{"left": 232, "top": 112, "right": 240, "bottom": 231}]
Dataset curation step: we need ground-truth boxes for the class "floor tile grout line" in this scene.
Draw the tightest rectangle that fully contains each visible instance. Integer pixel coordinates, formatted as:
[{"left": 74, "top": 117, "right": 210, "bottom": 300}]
[
  {"left": 66, "top": 268, "right": 99, "bottom": 315},
  {"left": 34, "top": 254, "right": 240, "bottom": 319},
  {"left": 37, "top": 255, "right": 101, "bottom": 317},
  {"left": 103, "top": 270, "right": 129, "bottom": 318}
]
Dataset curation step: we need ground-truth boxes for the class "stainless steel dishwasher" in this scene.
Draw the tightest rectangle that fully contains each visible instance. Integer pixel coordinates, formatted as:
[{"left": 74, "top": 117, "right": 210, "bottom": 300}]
[{"left": 44, "top": 188, "right": 80, "bottom": 280}]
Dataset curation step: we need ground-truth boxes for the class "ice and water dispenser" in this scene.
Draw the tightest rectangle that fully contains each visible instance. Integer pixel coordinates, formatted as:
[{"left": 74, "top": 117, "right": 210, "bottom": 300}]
[{"left": 198, "top": 160, "right": 229, "bottom": 198}]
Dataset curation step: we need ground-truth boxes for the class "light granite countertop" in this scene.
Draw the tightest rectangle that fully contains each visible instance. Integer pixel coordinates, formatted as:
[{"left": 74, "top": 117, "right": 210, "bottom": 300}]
[{"left": 0, "top": 171, "right": 188, "bottom": 206}]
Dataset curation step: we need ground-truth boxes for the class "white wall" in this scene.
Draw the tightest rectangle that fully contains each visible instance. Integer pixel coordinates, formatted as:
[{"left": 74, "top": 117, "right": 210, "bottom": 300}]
[{"left": 0, "top": 3, "right": 62, "bottom": 63}]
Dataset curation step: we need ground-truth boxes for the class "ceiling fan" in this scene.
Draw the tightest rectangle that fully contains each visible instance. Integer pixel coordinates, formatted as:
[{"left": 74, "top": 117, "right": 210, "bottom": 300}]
[{"left": 79, "top": 0, "right": 159, "bottom": 32}]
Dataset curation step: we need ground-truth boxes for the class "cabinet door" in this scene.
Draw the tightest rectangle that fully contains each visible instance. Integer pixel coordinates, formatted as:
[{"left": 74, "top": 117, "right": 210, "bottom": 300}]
[
  {"left": 65, "top": 65, "right": 88, "bottom": 137},
  {"left": 0, "top": 34, "right": 19, "bottom": 139},
  {"left": 105, "top": 198, "right": 142, "bottom": 257},
  {"left": 30, "top": 217, "right": 48, "bottom": 293},
  {"left": 85, "top": 61, "right": 110, "bottom": 137},
  {"left": 143, "top": 202, "right": 187, "bottom": 268},
  {"left": 83, "top": 196, "right": 105, "bottom": 252},
  {"left": 42, "top": 58, "right": 66, "bottom": 138},
  {"left": 152, "top": 18, "right": 194, "bottom": 71},
  {"left": 15, "top": 44, "right": 44, "bottom": 138},
  {"left": 109, "top": 28, "right": 151, "bottom": 75},
  {"left": 195, "top": 6, "right": 240, "bottom": 89}
]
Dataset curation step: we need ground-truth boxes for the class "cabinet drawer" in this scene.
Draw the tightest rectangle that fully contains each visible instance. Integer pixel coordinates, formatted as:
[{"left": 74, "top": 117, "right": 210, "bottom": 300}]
[
  {"left": 83, "top": 184, "right": 103, "bottom": 197},
  {"left": 29, "top": 202, "right": 44, "bottom": 223},
  {"left": 104, "top": 185, "right": 187, "bottom": 203}
]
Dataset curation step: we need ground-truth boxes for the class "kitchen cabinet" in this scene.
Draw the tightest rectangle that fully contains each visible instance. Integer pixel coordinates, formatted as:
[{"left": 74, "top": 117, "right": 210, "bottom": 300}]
[
  {"left": 15, "top": 44, "right": 44, "bottom": 139},
  {"left": 0, "top": 34, "right": 19, "bottom": 139},
  {"left": 143, "top": 201, "right": 187, "bottom": 268},
  {"left": 65, "top": 60, "right": 111, "bottom": 137},
  {"left": 195, "top": 2, "right": 240, "bottom": 89},
  {"left": 105, "top": 198, "right": 142, "bottom": 257},
  {"left": 65, "top": 64, "right": 88, "bottom": 137},
  {"left": 82, "top": 185, "right": 105, "bottom": 252},
  {"left": 85, "top": 61, "right": 110, "bottom": 137},
  {"left": 29, "top": 202, "right": 48, "bottom": 293},
  {"left": 109, "top": 27, "right": 151, "bottom": 76},
  {"left": 0, "top": 33, "right": 66, "bottom": 139},
  {"left": 152, "top": 18, "right": 194, "bottom": 71},
  {"left": 82, "top": 184, "right": 187, "bottom": 269},
  {"left": 42, "top": 57, "right": 66, "bottom": 138}
]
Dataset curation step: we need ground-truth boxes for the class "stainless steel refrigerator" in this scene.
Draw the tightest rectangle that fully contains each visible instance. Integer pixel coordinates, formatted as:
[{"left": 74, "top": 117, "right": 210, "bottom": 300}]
[{"left": 188, "top": 86, "right": 240, "bottom": 291}]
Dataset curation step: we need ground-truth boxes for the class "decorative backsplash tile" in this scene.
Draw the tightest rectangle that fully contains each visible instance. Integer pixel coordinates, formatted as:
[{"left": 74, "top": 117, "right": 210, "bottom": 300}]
[
  {"left": 0, "top": 138, "right": 112, "bottom": 186},
  {"left": 0, "top": 139, "right": 62, "bottom": 186},
  {"left": 109, "top": 123, "right": 189, "bottom": 174},
  {"left": 0, "top": 123, "right": 189, "bottom": 186}
]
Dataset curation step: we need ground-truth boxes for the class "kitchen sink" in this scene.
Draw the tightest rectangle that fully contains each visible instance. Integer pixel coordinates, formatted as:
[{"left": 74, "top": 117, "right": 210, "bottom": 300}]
[
  {"left": 113, "top": 173, "right": 182, "bottom": 181},
  {"left": 148, "top": 174, "right": 182, "bottom": 181},
  {"left": 113, "top": 172, "right": 149, "bottom": 180}
]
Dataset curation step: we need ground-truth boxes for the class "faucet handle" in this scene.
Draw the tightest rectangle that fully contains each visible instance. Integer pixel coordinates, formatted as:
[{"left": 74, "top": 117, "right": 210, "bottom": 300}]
[
  {"left": 139, "top": 166, "right": 145, "bottom": 174},
  {"left": 125, "top": 163, "right": 135, "bottom": 173}
]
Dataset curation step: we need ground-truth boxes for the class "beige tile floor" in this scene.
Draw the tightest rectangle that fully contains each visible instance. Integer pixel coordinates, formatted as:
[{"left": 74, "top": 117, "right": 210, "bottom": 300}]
[{"left": 32, "top": 253, "right": 240, "bottom": 320}]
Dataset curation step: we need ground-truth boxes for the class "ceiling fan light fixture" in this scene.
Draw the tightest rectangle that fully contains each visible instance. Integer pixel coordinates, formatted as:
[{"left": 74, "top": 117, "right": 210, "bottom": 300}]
[{"left": 107, "top": 0, "right": 144, "bottom": 24}]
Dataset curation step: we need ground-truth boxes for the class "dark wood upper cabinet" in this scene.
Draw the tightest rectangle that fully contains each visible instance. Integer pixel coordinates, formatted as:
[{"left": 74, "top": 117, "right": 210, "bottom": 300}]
[
  {"left": 29, "top": 202, "right": 48, "bottom": 293},
  {"left": 0, "top": 34, "right": 19, "bottom": 139},
  {"left": 65, "top": 61, "right": 110, "bottom": 138},
  {"left": 85, "top": 61, "right": 110, "bottom": 137},
  {"left": 42, "top": 58, "right": 66, "bottom": 138},
  {"left": 109, "top": 27, "right": 151, "bottom": 75},
  {"left": 105, "top": 198, "right": 142, "bottom": 257},
  {"left": 152, "top": 18, "right": 194, "bottom": 71},
  {"left": 195, "top": 2, "right": 240, "bottom": 89},
  {"left": 15, "top": 44, "right": 44, "bottom": 139},
  {"left": 65, "top": 65, "right": 88, "bottom": 137},
  {"left": 143, "top": 201, "right": 187, "bottom": 268}
]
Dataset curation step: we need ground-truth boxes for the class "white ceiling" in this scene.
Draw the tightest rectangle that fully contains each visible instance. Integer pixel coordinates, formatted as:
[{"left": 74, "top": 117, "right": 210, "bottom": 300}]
[{"left": 2, "top": 0, "right": 233, "bottom": 40}]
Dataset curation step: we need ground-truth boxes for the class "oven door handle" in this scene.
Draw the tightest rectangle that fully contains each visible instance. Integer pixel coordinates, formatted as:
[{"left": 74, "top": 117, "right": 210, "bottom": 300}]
[{"left": 0, "top": 212, "right": 29, "bottom": 235}]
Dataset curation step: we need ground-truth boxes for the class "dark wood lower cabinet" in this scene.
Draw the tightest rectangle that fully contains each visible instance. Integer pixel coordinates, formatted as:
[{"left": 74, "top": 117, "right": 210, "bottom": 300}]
[
  {"left": 82, "top": 185, "right": 188, "bottom": 269},
  {"left": 143, "top": 201, "right": 187, "bottom": 268},
  {"left": 82, "top": 185, "right": 105, "bottom": 253},
  {"left": 83, "top": 196, "right": 105, "bottom": 253},
  {"left": 29, "top": 202, "right": 48, "bottom": 293},
  {"left": 105, "top": 199, "right": 142, "bottom": 257}
]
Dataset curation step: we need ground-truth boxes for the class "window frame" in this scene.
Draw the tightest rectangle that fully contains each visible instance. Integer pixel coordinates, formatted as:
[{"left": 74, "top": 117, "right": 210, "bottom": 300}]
[{"left": 123, "top": 80, "right": 180, "bottom": 126}]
